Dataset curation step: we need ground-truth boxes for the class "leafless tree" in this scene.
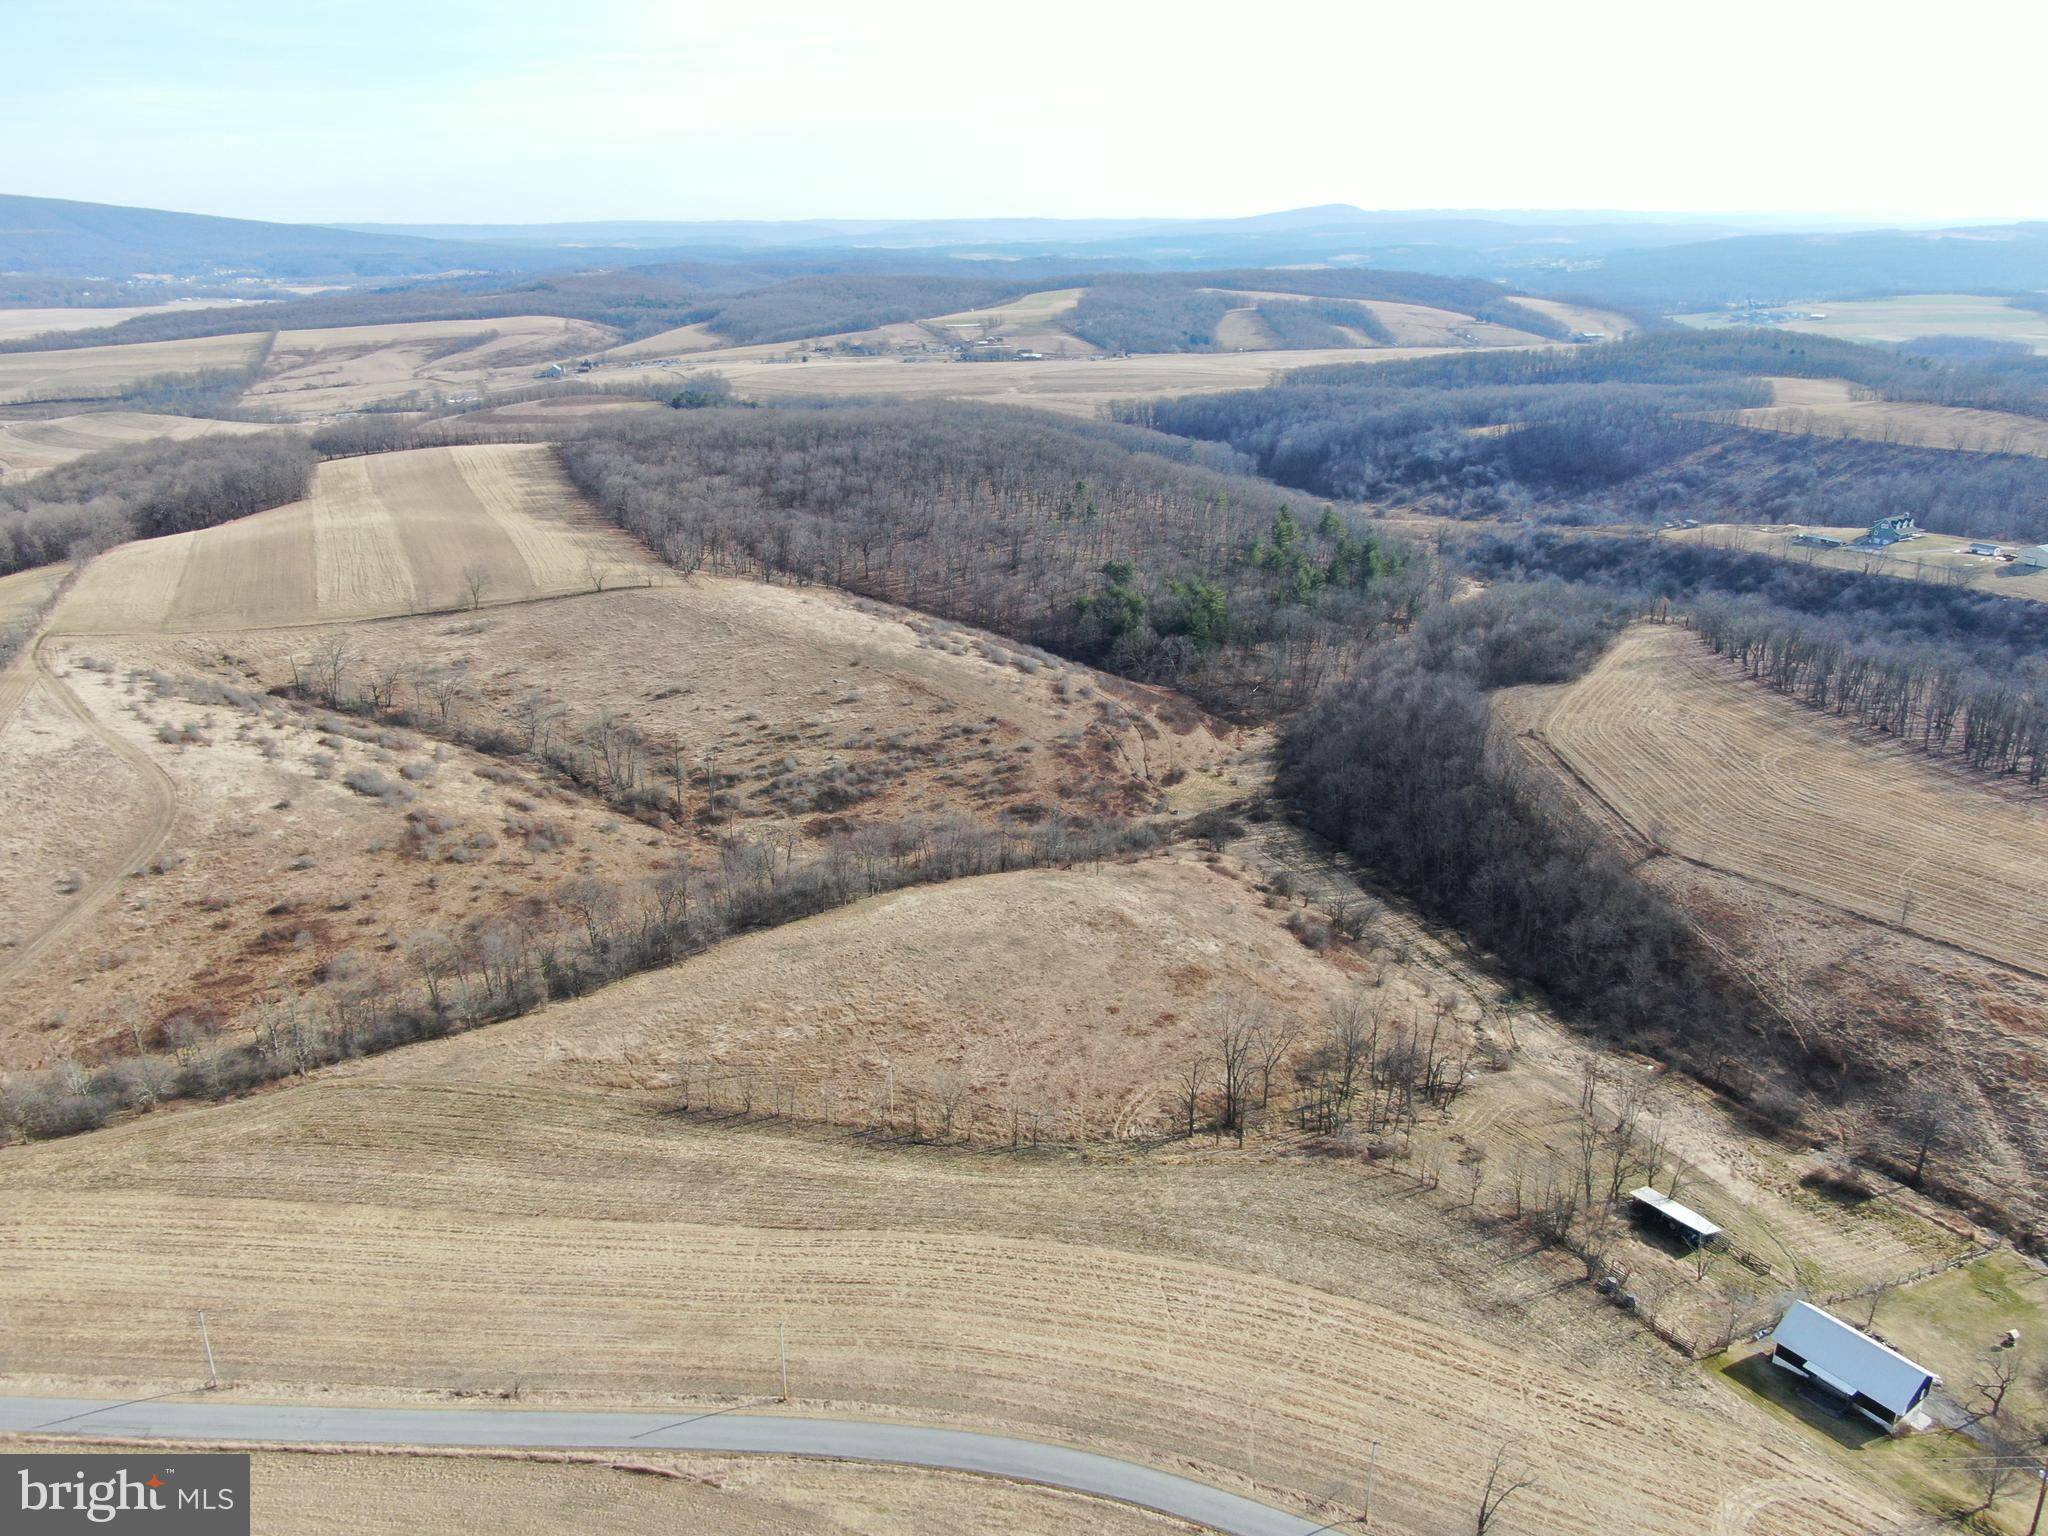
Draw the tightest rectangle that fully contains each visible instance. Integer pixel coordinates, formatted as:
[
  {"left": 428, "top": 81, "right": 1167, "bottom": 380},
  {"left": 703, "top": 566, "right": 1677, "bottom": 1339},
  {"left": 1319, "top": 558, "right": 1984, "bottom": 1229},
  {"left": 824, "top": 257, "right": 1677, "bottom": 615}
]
[
  {"left": 1473, "top": 1442, "right": 1536, "bottom": 1534},
  {"left": 462, "top": 562, "right": 492, "bottom": 610}
]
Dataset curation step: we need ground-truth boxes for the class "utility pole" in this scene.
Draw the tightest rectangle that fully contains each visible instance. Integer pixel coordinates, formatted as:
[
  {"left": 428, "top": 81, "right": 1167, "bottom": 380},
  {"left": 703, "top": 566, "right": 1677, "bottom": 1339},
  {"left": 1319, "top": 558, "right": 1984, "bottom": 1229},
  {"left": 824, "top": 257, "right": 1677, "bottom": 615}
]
[
  {"left": 779, "top": 1322, "right": 789, "bottom": 1403},
  {"left": 1361, "top": 1440, "right": 1378, "bottom": 1530},
  {"left": 197, "top": 1312, "right": 218, "bottom": 1389}
]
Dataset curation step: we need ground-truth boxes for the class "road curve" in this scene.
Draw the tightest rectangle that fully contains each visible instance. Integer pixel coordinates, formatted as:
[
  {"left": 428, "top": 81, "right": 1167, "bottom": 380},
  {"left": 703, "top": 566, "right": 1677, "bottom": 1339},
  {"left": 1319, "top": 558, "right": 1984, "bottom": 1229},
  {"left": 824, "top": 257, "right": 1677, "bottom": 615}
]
[{"left": 0, "top": 1398, "right": 1327, "bottom": 1536}]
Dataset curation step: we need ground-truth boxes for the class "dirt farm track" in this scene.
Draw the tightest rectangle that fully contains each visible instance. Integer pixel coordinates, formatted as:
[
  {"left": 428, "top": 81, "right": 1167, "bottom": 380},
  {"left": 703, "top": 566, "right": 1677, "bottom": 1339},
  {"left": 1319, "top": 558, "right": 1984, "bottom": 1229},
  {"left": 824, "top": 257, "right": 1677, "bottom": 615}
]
[{"left": 1509, "top": 625, "right": 2048, "bottom": 975}]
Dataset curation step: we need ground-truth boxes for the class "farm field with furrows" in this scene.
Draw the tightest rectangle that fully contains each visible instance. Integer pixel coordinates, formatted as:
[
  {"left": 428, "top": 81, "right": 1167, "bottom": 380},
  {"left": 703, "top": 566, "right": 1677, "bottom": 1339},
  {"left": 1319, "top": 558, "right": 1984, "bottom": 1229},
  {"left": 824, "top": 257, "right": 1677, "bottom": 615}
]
[
  {"left": 50, "top": 443, "right": 652, "bottom": 632},
  {"left": 1734, "top": 375, "right": 2048, "bottom": 457},
  {"left": 1507, "top": 624, "right": 2048, "bottom": 973},
  {"left": 1673, "top": 294, "right": 2048, "bottom": 352},
  {"left": 0, "top": 1008, "right": 1917, "bottom": 1536},
  {"left": 0, "top": 409, "right": 282, "bottom": 479},
  {"left": 0, "top": 331, "right": 267, "bottom": 404},
  {"left": 243, "top": 315, "right": 621, "bottom": 416},
  {"left": 1507, "top": 296, "right": 1636, "bottom": 338}
]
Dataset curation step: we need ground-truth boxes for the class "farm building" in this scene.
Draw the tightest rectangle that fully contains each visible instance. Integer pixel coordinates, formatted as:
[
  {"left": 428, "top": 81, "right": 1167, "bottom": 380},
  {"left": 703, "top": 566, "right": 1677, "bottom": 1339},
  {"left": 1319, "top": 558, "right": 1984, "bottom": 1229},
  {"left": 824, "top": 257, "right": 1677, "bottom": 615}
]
[
  {"left": 1855, "top": 514, "right": 1920, "bottom": 549},
  {"left": 1790, "top": 533, "right": 1845, "bottom": 549},
  {"left": 1768, "top": 1302, "right": 1937, "bottom": 1431},
  {"left": 2019, "top": 545, "right": 2048, "bottom": 569},
  {"left": 1967, "top": 541, "right": 2004, "bottom": 557},
  {"left": 1628, "top": 1187, "right": 1723, "bottom": 1249}
]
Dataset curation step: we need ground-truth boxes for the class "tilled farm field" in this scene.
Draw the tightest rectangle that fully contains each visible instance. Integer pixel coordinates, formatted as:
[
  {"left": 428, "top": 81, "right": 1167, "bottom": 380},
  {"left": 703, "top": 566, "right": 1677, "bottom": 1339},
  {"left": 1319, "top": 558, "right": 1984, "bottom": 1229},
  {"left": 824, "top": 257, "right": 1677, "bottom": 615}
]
[
  {"left": 0, "top": 1056, "right": 1911, "bottom": 1536},
  {"left": 51, "top": 443, "right": 652, "bottom": 632},
  {"left": 1511, "top": 625, "right": 2048, "bottom": 974}
]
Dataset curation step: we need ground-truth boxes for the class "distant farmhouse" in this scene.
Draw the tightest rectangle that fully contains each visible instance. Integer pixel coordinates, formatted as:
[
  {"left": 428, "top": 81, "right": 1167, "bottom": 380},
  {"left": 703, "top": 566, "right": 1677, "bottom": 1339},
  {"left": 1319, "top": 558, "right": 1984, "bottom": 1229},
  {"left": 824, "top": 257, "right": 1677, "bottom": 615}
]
[
  {"left": 1768, "top": 1302, "right": 1937, "bottom": 1431},
  {"left": 1854, "top": 514, "right": 1920, "bottom": 549}
]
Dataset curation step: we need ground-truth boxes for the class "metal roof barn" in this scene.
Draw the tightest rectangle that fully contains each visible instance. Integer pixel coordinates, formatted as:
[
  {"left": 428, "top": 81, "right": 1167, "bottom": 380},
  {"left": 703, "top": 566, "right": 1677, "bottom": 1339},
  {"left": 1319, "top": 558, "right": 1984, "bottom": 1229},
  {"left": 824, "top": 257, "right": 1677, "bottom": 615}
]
[{"left": 1768, "top": 1302, "right": 1937, "bottom": 1428}]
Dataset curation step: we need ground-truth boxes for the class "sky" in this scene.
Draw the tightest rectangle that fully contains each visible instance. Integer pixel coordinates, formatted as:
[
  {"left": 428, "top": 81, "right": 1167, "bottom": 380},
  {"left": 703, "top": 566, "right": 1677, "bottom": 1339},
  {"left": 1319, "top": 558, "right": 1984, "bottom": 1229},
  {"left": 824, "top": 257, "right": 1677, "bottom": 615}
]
[{"left": 3, "top": 0, "right": 2043, "bottom": 227}]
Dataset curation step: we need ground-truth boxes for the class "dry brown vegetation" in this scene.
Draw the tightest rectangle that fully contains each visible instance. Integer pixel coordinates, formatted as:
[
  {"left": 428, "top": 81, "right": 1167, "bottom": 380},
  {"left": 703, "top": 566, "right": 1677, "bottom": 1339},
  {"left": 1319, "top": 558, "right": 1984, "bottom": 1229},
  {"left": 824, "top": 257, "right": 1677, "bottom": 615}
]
[
  {"left": 51, "top": 444, "right": 652, "bottom": 632},
  {"left": 0, "top": 860, "right": 1922, "bottom": 1536}
]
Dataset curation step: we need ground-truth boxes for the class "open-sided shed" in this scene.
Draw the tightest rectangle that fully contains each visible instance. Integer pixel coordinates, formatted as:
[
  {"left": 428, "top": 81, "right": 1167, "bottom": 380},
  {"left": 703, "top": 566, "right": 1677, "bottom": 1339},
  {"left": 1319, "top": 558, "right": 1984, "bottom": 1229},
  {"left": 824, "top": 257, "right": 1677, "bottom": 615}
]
[{"left": 1628, "top": 1187, "right": 1722, "bottom": 1249}]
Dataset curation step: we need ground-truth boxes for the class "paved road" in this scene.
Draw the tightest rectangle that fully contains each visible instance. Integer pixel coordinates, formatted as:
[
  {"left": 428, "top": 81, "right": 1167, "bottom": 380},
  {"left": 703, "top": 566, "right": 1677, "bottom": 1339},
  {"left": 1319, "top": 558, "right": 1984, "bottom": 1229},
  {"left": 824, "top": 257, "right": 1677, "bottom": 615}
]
[{"left": 0, "top": 1398, "right": 1329, "bottom": 1536}]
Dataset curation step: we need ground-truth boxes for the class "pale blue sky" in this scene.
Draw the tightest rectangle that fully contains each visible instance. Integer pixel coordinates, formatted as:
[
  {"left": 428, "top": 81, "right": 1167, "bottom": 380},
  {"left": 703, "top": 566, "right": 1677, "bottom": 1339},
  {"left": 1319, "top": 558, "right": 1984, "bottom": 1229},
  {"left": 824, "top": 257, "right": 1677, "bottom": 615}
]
[{"left": 3, "top": 0, "right": 2041, "bottom": 225}]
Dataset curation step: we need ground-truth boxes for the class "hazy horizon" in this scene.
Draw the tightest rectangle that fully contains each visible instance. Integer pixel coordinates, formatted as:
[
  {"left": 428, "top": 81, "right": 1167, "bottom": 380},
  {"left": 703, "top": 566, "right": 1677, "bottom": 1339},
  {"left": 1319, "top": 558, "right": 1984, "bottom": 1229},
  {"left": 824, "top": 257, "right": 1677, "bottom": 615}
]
[{"left": 6, "top": 0, "right": 2042, "bottom": 227}]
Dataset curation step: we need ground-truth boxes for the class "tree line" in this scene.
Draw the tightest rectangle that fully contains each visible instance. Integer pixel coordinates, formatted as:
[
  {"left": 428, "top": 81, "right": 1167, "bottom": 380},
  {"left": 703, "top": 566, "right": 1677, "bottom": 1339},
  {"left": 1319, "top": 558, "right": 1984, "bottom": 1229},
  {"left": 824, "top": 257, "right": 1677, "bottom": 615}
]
[{"left": 0, "top": 429, "right": 315, "bottom": 575}]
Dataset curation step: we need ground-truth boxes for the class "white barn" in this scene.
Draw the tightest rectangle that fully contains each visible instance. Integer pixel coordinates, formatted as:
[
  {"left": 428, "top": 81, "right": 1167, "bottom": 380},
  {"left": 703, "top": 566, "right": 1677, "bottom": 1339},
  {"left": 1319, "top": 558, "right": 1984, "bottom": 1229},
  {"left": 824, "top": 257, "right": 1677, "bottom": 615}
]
[{"left": 1768, "top": 1302, "right": 1937, "bottom": 1430}]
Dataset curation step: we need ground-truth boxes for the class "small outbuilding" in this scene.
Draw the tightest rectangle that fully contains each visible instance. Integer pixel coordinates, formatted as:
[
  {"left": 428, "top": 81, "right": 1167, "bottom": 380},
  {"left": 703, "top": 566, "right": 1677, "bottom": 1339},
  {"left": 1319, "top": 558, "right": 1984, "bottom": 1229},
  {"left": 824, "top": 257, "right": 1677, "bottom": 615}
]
[
  {"left": 1768, "top": 1302, "right": 1937, "bottom": 1430},
  {"left": 1628, "top": 1187, "right": 1723, "bottom": 1250},
  {"left": 1967, "top": 541, "right": 2004, "bottom": 557},
  {"left": 1790, "top": 533, "right": 1845, "bottom": 549}
]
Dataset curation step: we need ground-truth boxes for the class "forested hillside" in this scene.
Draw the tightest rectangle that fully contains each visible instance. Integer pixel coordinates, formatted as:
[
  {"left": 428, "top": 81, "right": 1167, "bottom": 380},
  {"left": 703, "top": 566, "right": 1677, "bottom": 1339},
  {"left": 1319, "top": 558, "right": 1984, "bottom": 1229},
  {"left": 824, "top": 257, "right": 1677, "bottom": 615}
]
[
  {"left": 0, "top": 430, "right": 314, "bottom": 573},
  {"left": 557, "top": 403, "right": 1424, "bottom": 712},
  {"left": 1125, "top": 330, "right": 2048, "bottom": 537}
]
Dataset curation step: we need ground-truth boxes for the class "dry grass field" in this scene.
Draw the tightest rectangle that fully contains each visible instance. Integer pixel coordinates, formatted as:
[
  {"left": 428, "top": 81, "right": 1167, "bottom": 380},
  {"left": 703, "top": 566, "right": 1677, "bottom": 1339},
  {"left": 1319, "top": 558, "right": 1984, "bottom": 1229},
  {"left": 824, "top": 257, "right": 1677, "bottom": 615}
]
[
  {"left": 0, "top": 301, "right": 246, "bottom": 342},
  {"left": 51, "top": 443, "right": 652, "bottom": 633},
  {"left": 159, "top": 575, "right": 1235, "bottom": 832},
  {"left": 0, "top": 926, "right": 1919, "bottom": 1536},
  {"left": 0, "top": 410, "right": 281, "bottom": 480},
  {"left": 243, "top": 316, "right": 619, "bottom": 417},
  {"left": 1665, "top": 521, "right": 2048, "bottom": 606},
  {"left": 602, "top": 346, "right": 1531, "bottom": 417},
  {"left": 1508, "top": 625, "right": 2048, "bottom": 973},
  {"left": 0, "top": 332, "right": 268, "bottom": 405},
  {"left": 0, "top": 638, "right": 677, "bottom": 1068},
  {"left": 1734, "top": 375, "right": 2048, "bottom": 457}
]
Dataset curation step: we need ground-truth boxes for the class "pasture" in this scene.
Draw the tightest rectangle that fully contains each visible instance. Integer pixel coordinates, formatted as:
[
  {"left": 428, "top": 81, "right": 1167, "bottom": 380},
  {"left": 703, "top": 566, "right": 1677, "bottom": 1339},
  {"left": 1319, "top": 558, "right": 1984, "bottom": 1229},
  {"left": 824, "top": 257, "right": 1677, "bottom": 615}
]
[
  {"left": 1511, "top": 296, "right": 1635, "bottom": 338},
  {"left": 1735, "top": 375, "right": 2048, "bottom": 458},
  {"left": 51, "top": 443, "right": 652, "bottom": 632},
  {"left": 1510, "top": 625, "right": 2048, "bottom": 974},
  {"left": 0, "top": 332, "right": 267, "bottom": 405},
  {"left": 0, "top": 410, "right": 280, "bottom": 480}
]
